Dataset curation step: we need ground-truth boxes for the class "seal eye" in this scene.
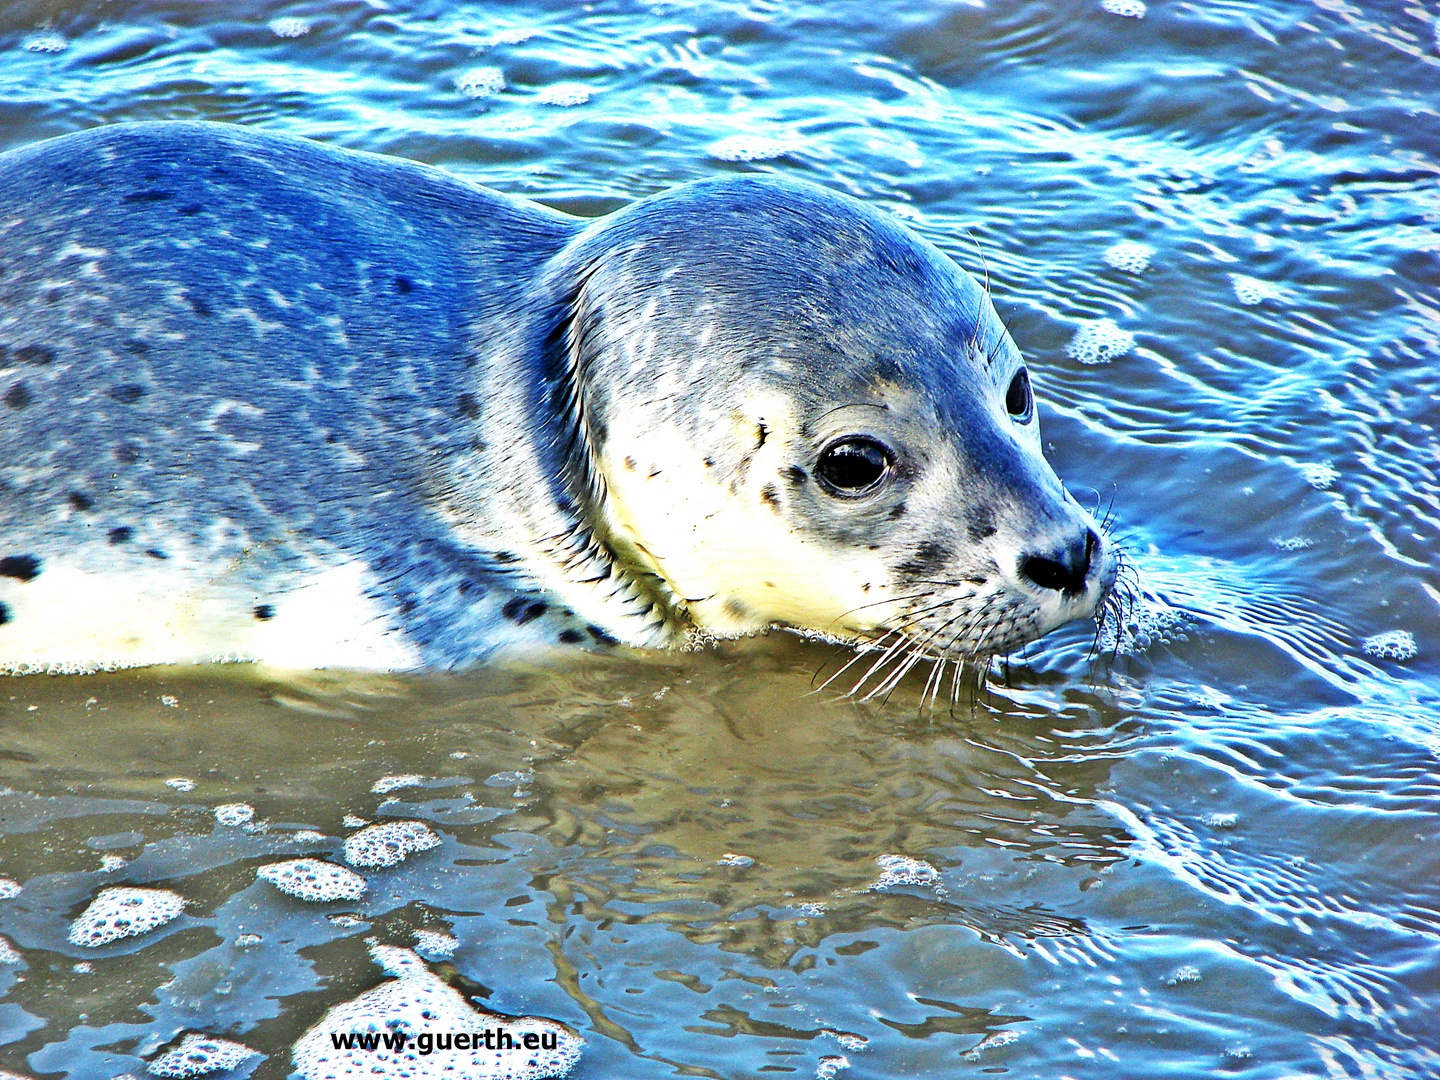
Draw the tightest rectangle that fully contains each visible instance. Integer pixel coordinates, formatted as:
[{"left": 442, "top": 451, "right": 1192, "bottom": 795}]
[
  {"left": 1006, "top": 367, "right": 1033, "bottom": 421},
  {"left": 815, "top": 438, "right": 892, "bottom": 496}
]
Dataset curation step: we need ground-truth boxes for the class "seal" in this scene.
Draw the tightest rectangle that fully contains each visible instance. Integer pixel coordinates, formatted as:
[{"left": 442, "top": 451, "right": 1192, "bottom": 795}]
[{"left": 0, "top": 121, "right": 1116, "bottom": 677}]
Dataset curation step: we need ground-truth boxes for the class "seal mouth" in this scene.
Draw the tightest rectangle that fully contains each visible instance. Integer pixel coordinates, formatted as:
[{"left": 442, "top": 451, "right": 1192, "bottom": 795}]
[{"left": 811, "top": 532, "right": 1128, "bottom": 708}]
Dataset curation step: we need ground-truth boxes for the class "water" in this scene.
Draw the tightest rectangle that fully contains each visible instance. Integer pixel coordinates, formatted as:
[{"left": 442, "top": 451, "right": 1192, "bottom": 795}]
[{"left": 1, "top": 0, "right": 1438, "bottom": 1076}]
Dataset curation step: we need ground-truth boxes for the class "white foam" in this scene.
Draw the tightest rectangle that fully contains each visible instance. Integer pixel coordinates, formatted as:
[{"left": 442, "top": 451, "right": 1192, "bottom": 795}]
[
  {"left": 1100, "top": 0, "right": 1146, "bottom": 17},
  {"left": 258, "top": 859, "right": 368, "bottom": 902},
  {"left": 718, "top": 853, "right": 753, "bottom": 867},
  {"left": 456, "top": 68, "right": 505, "bottom": 98},
  {"left": 964, "top": 1030, "right": 1019, "bottom": 1060},
  {"left": 269, "top": 17, "right": 311, "bottom": 38},
  {"left": 1363, "top": 630, "right": 1417, "bottom": 661},
  {"left": 23, "top": 31, "right": 67, "bottom": 53},
  {"left": 215, "top": 804, "right": 255, "bottom": 827},
  {"left": 537, "top": 84, "right": 592, "bottom": 107},
  {"left": 292, "top": 946, "right": 583, "bottom": 1080},
  {"left": 1103, "top": 241, "right": 1153, "bottom": 274},
  {"left": 149, "top": 1033, "right": 262, "bottom": 1078},
  {"left": 816, "top": 1056, "right": 850, "bottom": 1079},
  {"left": 371, "top": 775, "right": 426, "bottom": 795},
  {"left": 871, "top": 854, "right": 943, "bottom": 893},
  {"left": 68, "top": 887, "right": 185, "bottom": 947},
  {"left": 344, "top": 821, "right": 441, "bottom": 868},
  {"left": 708, "top": 134, "right": 796, "bottom": 162},
  {"left": 166, "top": 778, "right": 196, "bottom": 792},
  {"left": 342, "top": 815, "right": 369, "bottom": 829},
  {"left": 100, "top": 855, "right": 126, "bottom": 872},
  {"left": 0, "top": 935, "right": 20, "bottom": 965},
  {"left": 1066, "top": 319, "right": 1135, "bottom": 363},
  {"left": 1166, "top": 964, "right": 1202, "bottom": 985},
  {"left": 413, "top": 930, "right": 459, "bottom": 959},
  {"left": 1231, "top": 273, "right": 1283, "bottom": 305},
  {"left": 0, "top": 879, "right": 20, "bottom": 899},
  {"left": 1301, "top": 462, "right": 1337, "bottom": 489}
]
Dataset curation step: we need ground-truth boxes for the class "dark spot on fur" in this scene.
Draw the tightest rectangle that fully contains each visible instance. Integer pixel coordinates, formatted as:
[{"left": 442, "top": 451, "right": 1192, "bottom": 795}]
[
  {"left": 399, "top": 597, "right": 418, "bottom": 614},
  {"left": 785, "top": 465, "right": 807, "bottom": 486},
  {"left": 392, "top": 276, "right": 413, "bottom": 294},
  {"left": 146, "top": 548, "right": 168, "bottom": 560},
  {"left": 125, "top": 190, "right": 173, "bottom": 203},
  {"left": 590, "top": 418, "right": 607, "bottom": 446},
  {"left": 520, "top": 601, "right": 547, "bottom": 624},
  {"left": 624, "top": 456, "right": 636, "bottom": 471},
  {"left": 188, "top": 293, "right": 211, "bottom": 316},
  {"left": 896, "top": 540, "right": 952, "bottom": 578},
  {"left": 457, "top": 393, "right": 478, "bottom": 418},
  {"left": 253, "top": 604, "right": 274, "bottom": 621},
  {"left": 4, "top": 383, "right": 30, "bottom": 409},
  {"left": 0, "top": 601, "right": 8, "bottom": 625},
  {"left": 964, "top": 575, "right": 987, "bottom": 586},
  {"left": 179, "top": 204, "right": 204, "bottom": 216},
  {"left": 115, "top": 442, "right": 142, "bottom": 464},
  {"left": 559, "top": 628, "right": 584, "bottom": 644},
  {"left": 122, "top": 339, "right": 150, "bottom": 355},
  {"left": 704, "top": 457, "right": 715, "bottom": 468},
  {"left": 109, "top": 384, "right": 147, "bottom": 404},
  {"left": 862, "top": 582, "right": 871, "bottom": 592},
  {"left": 647, "top": 466, "right": 661, "bottom": 478},
  {"left": 967, "top": 508, "right": 997, "bottom": 543},
  {"left": 888, "top": 502, "right": 907, "bottom": 520},
  {"left": 0, "top": 345, "right": 7, "bottom": 363},
  {"left": 16, "top": 345, "right": 53, "bottom": 365},
  {"left": 755, "top": 422, "right": 769, "bottom": 449},
  {"left": 493, "top": 551, "right": 519, "bottom": 564},
  {"left": 587, "top": 624, "right": 619, "bottom": 646},
  {"left": 68, "top": 491, "right": 93, "bottom": 512},
  {"left": 0, "top": 555, "right": 40, "bottom": 581},
  {"left": 502, "top": 597, "right": 527, "bottom": 621},
  {"left": 46, "top": 288, "right": 65, "bottom": 304},
  {"left": 724, "top": 597, "right": 750, "bottom": 621},
  {"left": 760, "top": 484, "right": 780, "bottom": 509},
  {"left": 108, "top": 526, "right": 133, "bottom": 544},
  {"left": 457, "top": 580, "right": 484, "bottom": 597}
]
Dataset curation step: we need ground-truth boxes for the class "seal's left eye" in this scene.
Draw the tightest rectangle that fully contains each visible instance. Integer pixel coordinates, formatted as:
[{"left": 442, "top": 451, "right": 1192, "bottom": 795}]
[
  {"left": 1006, "top": 367, "right": 1033, "bottom": 421},
  {"left": 815, "top": 438, "right": 893, "bottom": 496}
]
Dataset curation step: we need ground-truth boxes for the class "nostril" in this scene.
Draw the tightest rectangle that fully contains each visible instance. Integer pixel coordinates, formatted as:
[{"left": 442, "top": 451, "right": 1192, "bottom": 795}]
[{"left": 1019, "top": 529, "right": 1096, "bottom": 595}]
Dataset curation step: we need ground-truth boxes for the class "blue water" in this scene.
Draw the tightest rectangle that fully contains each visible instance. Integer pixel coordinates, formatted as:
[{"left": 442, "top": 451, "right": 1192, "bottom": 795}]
[{"left": 1, "top": 1, "right": 1437, "bottom": 1077}]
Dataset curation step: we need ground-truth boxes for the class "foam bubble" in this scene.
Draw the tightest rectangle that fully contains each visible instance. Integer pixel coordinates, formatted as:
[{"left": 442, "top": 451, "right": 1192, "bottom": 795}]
[
  {"left": 1066, "top": 319, "right": 1135, "bottom": 364},
  {"left": 413, "top": 930, "right": 459, "bottom": 959},
  {"left": 68, "top": 886, "right": 185, "bottom": 947},
  {"left": 371, "top": 775, "right": 426, "bottom": 795},
  {"left": 291, "top": 946, "right": 583, "bottom": 1080},
  {"left": 149, "top": 1033, "right": 262, "bottom": 1078},
  {"left": 293, "top": 830, "right": 327, "bottom": 843},
  {"left": 269, "top": 17, "right": 311, "bottom": 38},
  {"left": 343, "top": 821, "right": 441, "bottom": 868},
  {"left": 258, "top": 859, "right": 368, "bottom": 902},
  {"left": 342, "top": 815, "right": 368, "bottom": 829},
  {"left": 166, "top": 778, "right": 196, "bottom": 792},
  {"left": 235, "top": 933, "right": 263, "bottom": 947},
  {"left": 1103, "top": 241, "right": 1153, "bottom": 274},
  {"left": 1270, "top": 536, "right": 1313, "bottom": 552},
  {"left": 100, "top": 855, "right": 126, "bottom": 872},
  {"left": 1099, "top": 590, "right": 1189, "bottom": 655},
  {"left": 1363, "top": 630, "right": 1417, "bottom": 662},
  {"left": 23, "top": 31, "right": 67, "bottom": 53},
  {"left": 0, "top": 935, "right": 20, "bottom": 965},
  {"left": 1100, "top": 0, "right": 1147, "bottom": 16},
  {"left": 1230, "top": 274, "right": 1283, "bottom": 305},
  {"left": 1301, "top": 462, "right": 1337, "bottom": 489},
  {"left": 456, "top": 67, "right": 505, "bottom": 98},
  {"left": 816, "top": 1056, "right": 850, "bottom": 1079},
  {"left": 215, "top": 804, "right": 255, "bottom": 827},
  {"left": 718, "top": 853, "right": 754, "bottom": 867},
  {"left": 708, "top": 134, "right": 796, "bottom": 162},
  {"left": 872, "top": 854, "right": 943, "bottom": 893},
  {"left": 1166, "top": 965, "right": 1201, "bottom": 985},
  {"left": 0, "top": 879, "right": 20, "bottom": 899},
  {"left": 537, "top": 84, "right": 592, "bottom": 107},
  {"left": 964, "top": 1030, "right": 1019, "bottom": 1060}
]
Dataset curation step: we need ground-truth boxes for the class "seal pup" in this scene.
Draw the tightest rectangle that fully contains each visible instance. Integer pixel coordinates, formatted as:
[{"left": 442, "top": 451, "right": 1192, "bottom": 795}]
[{"left": 0, "top": 121, "right": 1115, "bottom": 676}]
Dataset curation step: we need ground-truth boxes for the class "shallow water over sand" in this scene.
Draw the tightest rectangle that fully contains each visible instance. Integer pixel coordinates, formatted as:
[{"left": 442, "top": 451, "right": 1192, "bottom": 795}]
[{"left": 1, "top": 0, "right": 1438, "bottom": 1077}]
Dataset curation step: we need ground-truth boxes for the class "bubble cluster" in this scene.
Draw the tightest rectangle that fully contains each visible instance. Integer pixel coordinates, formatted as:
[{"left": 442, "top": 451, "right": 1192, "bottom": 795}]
[
  {"left": 258, "top": 859, "right": 368, "bottom": 902},
  {"left": 1066, "top": 319, "right": 1135, "bottom": 364},
  {"left": 1166, "top": 965, "right": 1202, "bottom": 985},
  {"left": 0, "top": 879, "right": 20, "bottom": 899},
  {"left": 371, "top": 775, "right": 426, "bottom": 795},
  {"left": 23, "top": 31, "right": 67, "bottom": 53},
  {"left": 291, "top": 946, "right": 583, "bottom": 1080},
  {"left": 344, "top": 821, "right": 441, "bottom": 868},
  {"left": 1270, "top": 536, "right": 1313, "bottom": 552},
  {"left": 1301, "top": 462, "right": 1337, "bottom": 489},
  {"left": 215, "top": 804, "right": 255, "bottom": 827},
  {"left": 871, "top": 854, "right": 943, "bottom": 893},
  {"left": 1103, "top": 241, "right": 1153, "bottom": 273},
  {"left": 1099, "top": 591, "right": 1189, "bottom": 655},
  {"left": 456, "top": 68, "right": 506, "bottom": 98},
  {"left": 816, "top": 1055, "right": 850, "bottom": 1078},
  {"left": 1231, "top": 274, "right": 1283, "bottom": 305},
  {"left": 1100, "top": 0, "right": 1147, "bottom": 16},
  {"left": 537, "top": 85, "right": 592, "bottom": 107},
  {"left": 413, "top": 929, "right": 459, "bottom": 959},
  {"left": 269, "top": 17, "right": 311, "bottom": 38},
  {"left": 1363, "top": 630, "right": 1417, "bottom": 662},
  {"left": 166, "top": 778, "right": 196, "bottom": 792},
  {"left": 718, "top": 853, "right": 754, "bottom": 867},
  {"left": 964, "top": 1030, "right": 1019, "bottom": 1060},
  {"left": 0, "top": 935, "right": 20, "bottom": 965},
  {"left": 68, "top": 887, "right": 185, "bottom": 947},
  {"left": 707, "top": 135, "right": 797, "bottom": 162},
  {"left": 149, "top": 1033, "right": 262, "bottom": 1078}
]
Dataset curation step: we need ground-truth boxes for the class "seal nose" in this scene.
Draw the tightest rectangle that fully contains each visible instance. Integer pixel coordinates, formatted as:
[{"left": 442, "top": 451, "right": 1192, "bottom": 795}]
[{"left": 1019, "top": 529, "right": 1096, "bottom": 595}]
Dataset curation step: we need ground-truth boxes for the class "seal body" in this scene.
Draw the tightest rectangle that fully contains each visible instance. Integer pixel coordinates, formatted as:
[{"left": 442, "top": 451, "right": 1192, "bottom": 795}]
[{"left": 0, "top": 122, "right": 1115, "bottom": 675}]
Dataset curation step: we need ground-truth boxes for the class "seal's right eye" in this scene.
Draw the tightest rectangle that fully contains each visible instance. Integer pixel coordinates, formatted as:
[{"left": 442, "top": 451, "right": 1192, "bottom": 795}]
[{"left": 815, "top": 438, "right": 892, "bottom": 497}]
